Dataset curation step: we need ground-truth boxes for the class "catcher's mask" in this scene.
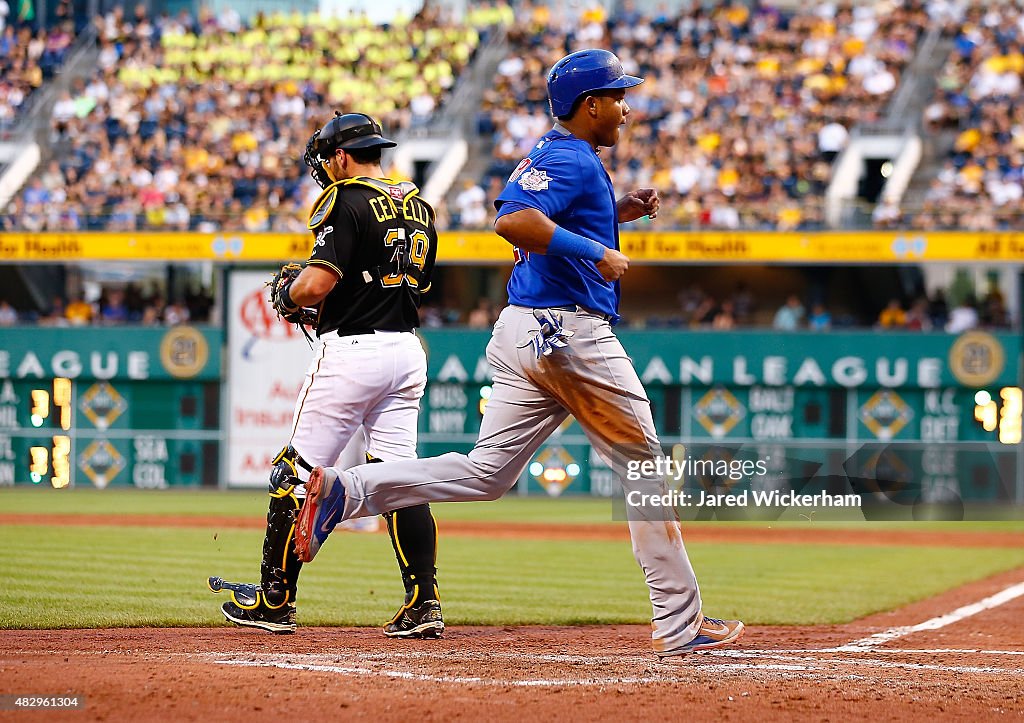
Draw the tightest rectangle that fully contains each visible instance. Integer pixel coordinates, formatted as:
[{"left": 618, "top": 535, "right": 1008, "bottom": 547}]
[{"left": 314, "top": 111, "right": 397, "bottom": 158}]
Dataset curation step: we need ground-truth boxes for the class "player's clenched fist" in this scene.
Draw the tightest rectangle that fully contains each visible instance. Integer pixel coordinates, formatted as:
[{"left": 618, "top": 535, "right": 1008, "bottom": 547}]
[
  {"left": 597, "top": 248, "right": 630, "bottom": 281},
  {"left": 618, "top": 188, "right": 660, "bottom": 222}
]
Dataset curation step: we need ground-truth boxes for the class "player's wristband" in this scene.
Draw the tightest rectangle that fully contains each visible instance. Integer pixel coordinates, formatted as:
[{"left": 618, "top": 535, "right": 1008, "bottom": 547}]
[
  {"left": 279, "top": 283, "right": 300, "bottom": 312},
  {"left": 547, "top": 226, "right": 606, "bottom": 262}
]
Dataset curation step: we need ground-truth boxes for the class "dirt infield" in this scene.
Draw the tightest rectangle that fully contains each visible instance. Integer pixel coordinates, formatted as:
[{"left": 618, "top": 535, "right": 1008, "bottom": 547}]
[{"left": 2, "top": 566, "right": 1022, "bottom": 721}]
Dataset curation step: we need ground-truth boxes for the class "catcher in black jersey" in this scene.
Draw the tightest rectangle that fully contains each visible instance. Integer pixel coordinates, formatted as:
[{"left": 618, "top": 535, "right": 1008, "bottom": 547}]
[{"left": 209, "top": 112, "right": 444, "bottom": 639}]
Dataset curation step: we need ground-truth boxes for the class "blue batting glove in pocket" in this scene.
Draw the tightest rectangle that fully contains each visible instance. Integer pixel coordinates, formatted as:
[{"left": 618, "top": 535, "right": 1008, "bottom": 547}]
[{"left": 521, "top": 309, "right": 575, "bottom": 360}]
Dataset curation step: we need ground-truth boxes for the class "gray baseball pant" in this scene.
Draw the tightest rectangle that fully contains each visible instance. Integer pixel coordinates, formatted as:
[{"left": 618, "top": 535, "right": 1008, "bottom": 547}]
[{"left": 336, "top": 304, "right": 703, "bottom": 652}]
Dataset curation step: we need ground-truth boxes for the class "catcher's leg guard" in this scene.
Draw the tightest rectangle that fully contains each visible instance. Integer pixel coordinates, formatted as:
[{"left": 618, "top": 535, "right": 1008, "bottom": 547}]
[
  {"left": 210, "top": 446, "right": 305, "bottom": 605},
  {"left": 208, "top": 447, "right": 306, "bottom": 633},
  {"left": 260, "top": 445, "right": 306, "bottom": 607}
]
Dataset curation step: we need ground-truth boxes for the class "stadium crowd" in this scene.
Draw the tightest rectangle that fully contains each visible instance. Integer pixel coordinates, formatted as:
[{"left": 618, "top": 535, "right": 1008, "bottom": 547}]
[
  {"left": 4, "top": 3, "right": 485, "bottom": 232},
  {"left": 630, "top": 280, "right": 1010, "bottom": 332},
  {"left": 0, "top": 16, "right": 76, "bottom": 133},
  {"left": 0, "top": 282, "right": 212, "bottom": 326},
  {"left": 463, "top": 0, "right": 931, "bottom": 231},
  {"left": 913, "top": 2, "right": 1024, "bottom": 230},
  {"left": 0, "top": 276, "right": 1010, "bottom": 332},
  {"left": 2, "top": 0, "right": 1022, "bottom": 234}
]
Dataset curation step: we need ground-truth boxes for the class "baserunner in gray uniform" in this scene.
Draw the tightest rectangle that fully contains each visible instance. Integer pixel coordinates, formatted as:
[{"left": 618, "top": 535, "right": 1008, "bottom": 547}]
[{"left": 294, "top": 50, "right": 745, "bottom": 659}]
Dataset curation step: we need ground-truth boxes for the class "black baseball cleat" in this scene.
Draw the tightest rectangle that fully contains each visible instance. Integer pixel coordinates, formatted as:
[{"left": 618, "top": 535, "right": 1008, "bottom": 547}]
[
  {"left": 209, "top": 576, "right": 296, "bottom": 634},
  {"left": 384, "top": 599, "right": 445, "bottom": 639},
  {"left": 220, "top": 599, "right": 296, "bottom": 634}
]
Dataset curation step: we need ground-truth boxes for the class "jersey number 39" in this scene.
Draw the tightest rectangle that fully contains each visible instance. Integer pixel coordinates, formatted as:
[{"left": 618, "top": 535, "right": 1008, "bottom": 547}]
[{"left": 382, "top": 228, "right": 429, "bottom": 288}]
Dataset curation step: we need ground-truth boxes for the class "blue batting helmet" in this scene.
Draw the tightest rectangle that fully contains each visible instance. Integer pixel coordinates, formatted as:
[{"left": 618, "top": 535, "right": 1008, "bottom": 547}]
[{"left": 546, "top": 49, "right": 644, "bottom": 119}]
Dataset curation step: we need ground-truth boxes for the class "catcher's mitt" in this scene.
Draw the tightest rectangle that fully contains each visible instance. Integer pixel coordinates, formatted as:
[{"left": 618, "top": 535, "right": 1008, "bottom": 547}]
[{"left": 268, "top": 262, "right": 318, "bottom": 328}]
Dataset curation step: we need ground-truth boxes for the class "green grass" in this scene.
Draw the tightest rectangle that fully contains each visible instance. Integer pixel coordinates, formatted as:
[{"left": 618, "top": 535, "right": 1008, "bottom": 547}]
[
  {"left": 2, "top": 488, "right": 1022, "bottom": 529},
  {"left": 2, "top": 521, "right": 1024, "bottom": 630},
  {"left": 1, "top": 489, "right": 1023, "bottom": 630}
]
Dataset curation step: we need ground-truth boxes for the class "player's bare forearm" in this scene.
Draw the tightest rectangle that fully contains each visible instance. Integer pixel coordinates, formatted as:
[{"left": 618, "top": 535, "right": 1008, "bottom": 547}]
[
  {"left": 493, "top": 208, "right": 557, "bottom": 254},
  {"left": 290, "top": 264, "right": 339, "bottom": 306}
]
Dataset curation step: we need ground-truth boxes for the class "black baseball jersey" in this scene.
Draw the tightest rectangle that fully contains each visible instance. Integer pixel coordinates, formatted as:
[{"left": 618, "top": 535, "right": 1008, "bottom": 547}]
[{"left": 306, "top": 176, "right": 438, "bottom": 337}]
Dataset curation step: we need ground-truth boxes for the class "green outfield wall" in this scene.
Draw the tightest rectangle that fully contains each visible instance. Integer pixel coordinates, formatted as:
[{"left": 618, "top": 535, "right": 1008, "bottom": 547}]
[{"left": 1, "top": 326, "right": 1020, "bottom": 511}]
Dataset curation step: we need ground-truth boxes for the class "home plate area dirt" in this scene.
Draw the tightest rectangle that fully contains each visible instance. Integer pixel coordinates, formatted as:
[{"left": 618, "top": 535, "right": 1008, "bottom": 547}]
[{"left": 2, "top": 567, "right": 1023, "bottom": 721}]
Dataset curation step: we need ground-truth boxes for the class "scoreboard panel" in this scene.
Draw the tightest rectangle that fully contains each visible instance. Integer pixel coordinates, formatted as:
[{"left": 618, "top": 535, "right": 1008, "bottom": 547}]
[
  {"left": 416, "top": 329, "right": 1023, "bottom": 505},
  {"left": 2, "top": 323, "right": 1019, "bottom": 505},
  {"left": 0, "top": 327, "right": 221, "bottom": 489}
]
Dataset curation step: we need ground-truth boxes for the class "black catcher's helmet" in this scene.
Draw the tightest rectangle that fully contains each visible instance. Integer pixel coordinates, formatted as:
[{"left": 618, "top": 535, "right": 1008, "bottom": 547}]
[
  {"left": 314, "top": 111, "right": 397, "bottom": 156},
  {"left": 304, "top": 112, "right": 397, "bottom": 188}
]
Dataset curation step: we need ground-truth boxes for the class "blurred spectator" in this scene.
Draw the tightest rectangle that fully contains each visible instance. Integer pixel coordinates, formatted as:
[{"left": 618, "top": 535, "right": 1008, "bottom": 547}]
[
  {"left": 928, "top": 289, "right": 949, "bottom": 328},
  {"left": 163, "top": 298, "right": 190, "bottom": 325},
  {"left": 817, "top": 121, "right": 849, "bottom": 164},
  {"left": 186, "top": 285, "right": 213, "bottom": 322},
  {"left": 980, "top": 281, "right": 1010, "bottom": 328},
  {"left": 453, "top": 179, "right": 488, "bottom": 229},
  {"left": 100, "top": 288, "right": 130, "bottom": 323},
  {"left": 945, "top": 295, "right": 979, "bottom": 334},
  {"left": 808, "top": 302, "right": 832, "bottom": 331},
  {"left": 877, "top": 299, "right": 906, "bottom": 328},
  {"left": 40, "top": 296, "right": 69, "bottom": 326},
  {"left": 140, "top": 304, "right": 162, "bottom": 325},
  {"left": 711, "top": 300, "right": 736, "bottom": 330},
  {"left": 773, "top": 295, "right": 805, "bottom": 330},
  {"left": 466, "top": 299, "right": 496, "bottom": 328},
  {"left": 871, "top": 196, "right": 903, "bottom": 228},
  {"left": 730, "top": 283, "right": 755, "bottom": 324},
  {"left": 904, "top": 298, "right": 932, "bottom": 331},
  {"left": 689, "top": 295, "right": 717, "bottom": 327},
  {"left": 65, "top": 294, "right": 93, "bottom": 325},
  {"left": 0, "top": 299, "right": 18, "bottom": 325},
  {"left": 419, "top": 303, "right": 444, "bottom": 328}
]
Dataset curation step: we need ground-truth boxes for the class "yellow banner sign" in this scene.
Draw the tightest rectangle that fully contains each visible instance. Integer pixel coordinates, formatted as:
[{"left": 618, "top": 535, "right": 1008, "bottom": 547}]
[{"left": 2, "top": 230, "right": 1023, "bottom": 263}]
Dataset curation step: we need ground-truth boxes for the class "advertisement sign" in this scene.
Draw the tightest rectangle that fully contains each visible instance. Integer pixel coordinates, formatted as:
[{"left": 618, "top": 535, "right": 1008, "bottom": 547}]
[
  {"left": 5, "top": 230, "right": 1024, "bottom": 263},
  {"left": 226, "top": 270, "right": 315, "bottom": 487}
]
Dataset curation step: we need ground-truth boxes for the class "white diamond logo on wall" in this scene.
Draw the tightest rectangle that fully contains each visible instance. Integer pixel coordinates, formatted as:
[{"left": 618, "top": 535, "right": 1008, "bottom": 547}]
[
  {"left": 79, "top": 383, "right": 127, "bottom": 430},
  {"left": 78, "top": 440, "right": 126, "bottom": 489},
  {"left": 694, "top": 388, "right": 745, "bottom": 438},
  {"left": 859, "top": 390, "right": 913, "bottom": 440},
  {"left": 531, "top": 446, "right": 579, "bottom": 497}
]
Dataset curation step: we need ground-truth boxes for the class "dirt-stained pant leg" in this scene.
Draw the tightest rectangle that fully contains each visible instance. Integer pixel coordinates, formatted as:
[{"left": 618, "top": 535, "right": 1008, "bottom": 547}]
[
  {"left": 516, "top": 308, "right": 703, "bottom": 653},
  {"left": 341, "top": 306, "right": 568, "bottom": 514},
  {"left": 342, "top": 306, "right": 702, "bottom": 652}
]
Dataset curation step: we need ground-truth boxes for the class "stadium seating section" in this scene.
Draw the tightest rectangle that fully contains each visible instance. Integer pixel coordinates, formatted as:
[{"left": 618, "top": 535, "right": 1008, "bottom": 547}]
[
  {"left": 6, "top": 5, "right": 480, "bottom": 231},
  {"left": 915, "top": 3, "right": 1024, "bottom": 230},
  {"left": 469, "top": 0, "right": 930, "bottom": 231},
  {"left": 2, "top": 1, "right": 1022, "bottom": 236},
  {"left": 0, "top": 21, "right": 76, "bottom": 133}
]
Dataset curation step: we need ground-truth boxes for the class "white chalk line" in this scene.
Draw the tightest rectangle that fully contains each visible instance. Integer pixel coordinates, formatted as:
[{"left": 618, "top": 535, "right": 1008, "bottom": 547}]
[
  {"left": 702, "top": 650, "right": 1024, "bottom": 676},
  {"left": 214, "top": 658, "right": 820, "bottom": 686},
  {"left": 200, "top": 647, "right": 1024, "bottom": 667},
  {"left": 211, "top": 648, "right": 1024, "bottom": 688},
  {"left": 838, "top": 581, "right": 1024, "bottom": 650}
]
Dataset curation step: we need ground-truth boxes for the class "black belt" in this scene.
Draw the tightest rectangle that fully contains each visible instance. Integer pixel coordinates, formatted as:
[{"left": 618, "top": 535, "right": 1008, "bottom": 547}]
[
  {"left": 547, "top": 305, "right": 613, "bottom": 322},
  {"left": 334, "top": 328, "right": 416, "bottom": 337}
]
